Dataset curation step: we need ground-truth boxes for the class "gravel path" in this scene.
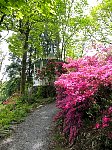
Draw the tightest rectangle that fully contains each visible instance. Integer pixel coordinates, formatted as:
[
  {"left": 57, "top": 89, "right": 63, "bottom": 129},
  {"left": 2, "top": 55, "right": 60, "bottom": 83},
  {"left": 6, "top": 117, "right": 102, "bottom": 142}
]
[{"left": 0, "top": 103, "right": 58, "bottom": 150}]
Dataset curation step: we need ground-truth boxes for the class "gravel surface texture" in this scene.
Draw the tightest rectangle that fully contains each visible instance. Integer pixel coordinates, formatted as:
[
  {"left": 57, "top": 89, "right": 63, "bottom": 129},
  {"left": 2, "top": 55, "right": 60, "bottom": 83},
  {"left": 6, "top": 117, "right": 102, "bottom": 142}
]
[{"left": 0, "top": 103, "right": 58, "bottom": 150}]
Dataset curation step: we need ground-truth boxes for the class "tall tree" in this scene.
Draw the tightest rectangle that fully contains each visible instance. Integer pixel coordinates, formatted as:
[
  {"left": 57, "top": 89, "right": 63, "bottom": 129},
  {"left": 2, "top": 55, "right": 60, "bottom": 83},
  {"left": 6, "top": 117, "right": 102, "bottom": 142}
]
[
  {"left": 87, "top": 0, "right": 112, "bottom": 43},
  {"left": 3, "top": 0, "right": 102, "bottom": 94},
  {"left": 52, "top": 0, "right": 90, "bottom": 60},
  {"left": 6, "top": 0, "right": 66, "bottom": 93}
]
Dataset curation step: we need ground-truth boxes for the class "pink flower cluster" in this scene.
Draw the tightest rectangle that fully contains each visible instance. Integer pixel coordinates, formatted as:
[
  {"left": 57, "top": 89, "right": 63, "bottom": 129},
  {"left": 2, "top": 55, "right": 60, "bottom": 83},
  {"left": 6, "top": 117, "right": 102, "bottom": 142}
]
[
  {"left": 36, "top": 60, "right": 66, "bottom": 84},
  {"left": 94, "top": 106, "right": 112, "bottom": 141},
  {"left": 95, "top": 116, "right": 111, "bottom": 129},
  {"left": 54, "top": 46, "right": 112, "bottom": 143}
]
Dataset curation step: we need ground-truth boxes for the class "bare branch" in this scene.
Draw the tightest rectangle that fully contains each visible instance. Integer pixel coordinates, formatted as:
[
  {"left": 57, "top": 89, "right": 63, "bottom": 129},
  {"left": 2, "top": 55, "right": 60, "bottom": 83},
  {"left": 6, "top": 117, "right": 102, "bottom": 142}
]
[
  {"left": 0, "top": 30, "right": 9, "bottom": 42},
  {"left": 0, "top": 14, "right": 6, "bottom": 26}
]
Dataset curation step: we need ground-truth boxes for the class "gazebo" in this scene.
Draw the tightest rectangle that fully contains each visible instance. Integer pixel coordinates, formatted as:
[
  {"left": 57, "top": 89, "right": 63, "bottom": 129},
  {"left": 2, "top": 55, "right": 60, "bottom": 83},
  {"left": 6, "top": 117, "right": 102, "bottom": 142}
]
[{"left": 33, "top": 53, "right": 57, "bottom": 86}]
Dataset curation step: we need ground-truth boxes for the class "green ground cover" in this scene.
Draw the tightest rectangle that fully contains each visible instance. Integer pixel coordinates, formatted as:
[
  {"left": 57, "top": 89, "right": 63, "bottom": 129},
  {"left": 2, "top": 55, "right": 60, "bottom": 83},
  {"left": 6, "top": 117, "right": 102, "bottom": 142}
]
[{"left": 0, "top": 97, "right": 54, "bottom": 140}]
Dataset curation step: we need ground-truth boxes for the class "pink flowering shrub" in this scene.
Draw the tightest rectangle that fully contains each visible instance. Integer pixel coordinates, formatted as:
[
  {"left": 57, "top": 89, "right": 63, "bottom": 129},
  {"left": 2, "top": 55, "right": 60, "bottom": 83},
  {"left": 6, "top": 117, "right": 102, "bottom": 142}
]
[
  {"left": 35, "top": 59, "right": 67, "bottom": 98},
  {"left": 36, "top": 59, "right": 67, "bottom": 84},
  {"left": 54, "top": 45, "right": 112, "bottom": 145}
]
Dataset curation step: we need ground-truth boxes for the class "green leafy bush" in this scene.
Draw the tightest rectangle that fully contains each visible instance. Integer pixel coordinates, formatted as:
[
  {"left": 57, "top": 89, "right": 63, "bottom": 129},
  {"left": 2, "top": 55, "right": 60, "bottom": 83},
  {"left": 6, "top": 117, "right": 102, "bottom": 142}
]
[{"left": 0, "top": 101, "right": 32, "bottom": 139}]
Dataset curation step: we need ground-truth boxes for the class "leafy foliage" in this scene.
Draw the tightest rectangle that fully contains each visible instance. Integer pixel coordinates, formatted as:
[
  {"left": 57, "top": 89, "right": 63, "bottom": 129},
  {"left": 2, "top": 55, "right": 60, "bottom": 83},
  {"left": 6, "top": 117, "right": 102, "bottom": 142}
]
[
  {"left": 4, "top": 77, "right": 20, "bottom": 97},
  {"left": 0, "top": 99, "right": 32, "bottom": 139},
  {"left": 89, "top": 0, "right": 112, "bottom": 43}
]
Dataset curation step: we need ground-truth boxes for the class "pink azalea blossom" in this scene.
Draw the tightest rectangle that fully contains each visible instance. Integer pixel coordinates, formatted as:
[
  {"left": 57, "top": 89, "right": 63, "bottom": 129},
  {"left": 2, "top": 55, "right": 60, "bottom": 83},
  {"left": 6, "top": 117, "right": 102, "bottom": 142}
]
[
  {"left": 102, "top": 116, "right": 110, "bottom": 123},
  {"left": 108, "top": 107, "right": 112, "bottom": 114},
  {"left": 94, "top": 123, "right": 100, "bottom": 129},
  {"left": 54, "top": 45, "right": 112, "bottom": 143}
]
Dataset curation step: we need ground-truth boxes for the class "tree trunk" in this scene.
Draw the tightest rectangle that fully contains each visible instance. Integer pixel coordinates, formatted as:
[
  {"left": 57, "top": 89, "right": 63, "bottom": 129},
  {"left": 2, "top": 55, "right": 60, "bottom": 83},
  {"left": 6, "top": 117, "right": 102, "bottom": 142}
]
[
  {"left": 63, "top": 47, "right": 66, "bottom": 61},
  {"left": 20, "top": 33, "right": 29, "bottom": 94},
  {"left": 27, "top": 47, "right": 32, "bottom": 83},
  {"left": 21, "top": 51, "right": 27, "bottom": 94}
]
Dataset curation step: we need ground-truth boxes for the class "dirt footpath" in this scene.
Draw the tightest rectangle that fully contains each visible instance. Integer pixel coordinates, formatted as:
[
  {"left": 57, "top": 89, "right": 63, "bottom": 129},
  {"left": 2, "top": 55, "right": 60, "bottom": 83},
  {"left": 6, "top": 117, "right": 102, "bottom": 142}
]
[{"left": 0, "top": 103, "right": 58, "bottom": 150}]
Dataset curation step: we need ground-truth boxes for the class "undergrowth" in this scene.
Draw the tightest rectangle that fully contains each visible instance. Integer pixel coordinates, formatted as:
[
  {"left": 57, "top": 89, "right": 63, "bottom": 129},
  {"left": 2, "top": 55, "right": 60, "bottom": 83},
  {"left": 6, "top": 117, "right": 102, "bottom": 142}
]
[{"left": 0, "top": 96, "right": 55, "bottom": 141}]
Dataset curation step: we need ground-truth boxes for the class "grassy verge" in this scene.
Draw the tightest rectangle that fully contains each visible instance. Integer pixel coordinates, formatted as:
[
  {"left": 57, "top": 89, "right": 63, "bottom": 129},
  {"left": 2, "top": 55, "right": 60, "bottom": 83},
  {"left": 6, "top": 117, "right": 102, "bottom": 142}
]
[{"left": 0, "top": 97, "right": 55, "bottom": 141}]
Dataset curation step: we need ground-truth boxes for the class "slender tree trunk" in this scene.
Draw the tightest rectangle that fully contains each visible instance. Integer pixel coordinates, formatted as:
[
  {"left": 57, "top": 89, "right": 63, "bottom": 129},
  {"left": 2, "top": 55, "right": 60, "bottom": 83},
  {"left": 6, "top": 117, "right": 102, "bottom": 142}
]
[
  {"left": 63, "top": 47, "right": 66, "bottom": 61},
  {"left": 56, "top": 33, "right": 60, "bottom": 60},
  {"left": 27, "top": 47, "right": 32, "bottom": 83},
  {"left": 28, "top": 50, "right": 32, "bottom": 78},
  {"left": 62, "top": 34, "right": 66, "bottom": 61},
  {"left": 20, "top": 32, "right": 29, "bottom": 94},
  {"left": 21, "top": 51, "right": 27, "bottom": 94}
]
